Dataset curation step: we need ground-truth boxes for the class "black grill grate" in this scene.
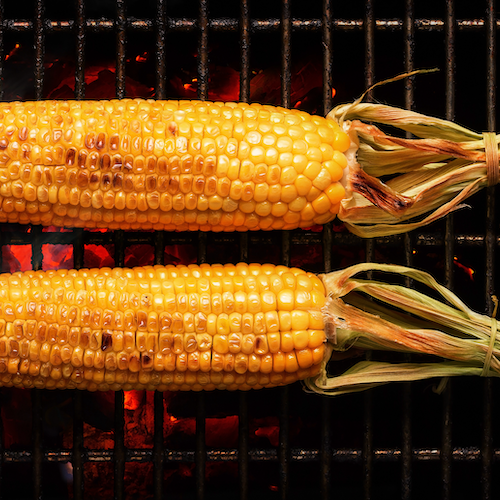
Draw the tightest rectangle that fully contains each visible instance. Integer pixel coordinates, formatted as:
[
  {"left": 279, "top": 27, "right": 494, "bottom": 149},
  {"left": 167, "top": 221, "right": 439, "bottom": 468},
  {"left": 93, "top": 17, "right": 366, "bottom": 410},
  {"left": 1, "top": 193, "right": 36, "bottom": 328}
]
[{"left": 0, "top": 1, "right": 497, "bottom": 499}]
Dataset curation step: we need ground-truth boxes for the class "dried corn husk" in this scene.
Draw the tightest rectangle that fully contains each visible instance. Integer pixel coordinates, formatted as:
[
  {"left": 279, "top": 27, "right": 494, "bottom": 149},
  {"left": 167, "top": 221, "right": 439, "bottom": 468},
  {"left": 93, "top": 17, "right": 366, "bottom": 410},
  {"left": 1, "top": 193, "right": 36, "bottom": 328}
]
[
  {"left": 329, "top": 72, "right": 497, "bottom": 237},
  {"left": 306, "top": 263, "right": 500, "bottom": 396}
]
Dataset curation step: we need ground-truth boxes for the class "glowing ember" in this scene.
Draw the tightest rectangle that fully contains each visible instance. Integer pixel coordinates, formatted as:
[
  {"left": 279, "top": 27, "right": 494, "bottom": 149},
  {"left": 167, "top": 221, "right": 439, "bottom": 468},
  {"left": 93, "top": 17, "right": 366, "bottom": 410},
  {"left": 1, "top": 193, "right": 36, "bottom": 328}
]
[
  {"left": 291, "top": 242, "right": 323, "bottom": 271},
  {"left": 1, "top": 388, "right": 33, "bottom": 448},
  {"left": 172, "top": 60, "right": 330, "bottom": 113},
  {"left": 2, "top": 245, "right": 32, "bottom": 273},
  {"left": 124, "top": 244, "right": 154, "bottom": 268},
  {"left": 135, "top": 52, "right": 149, "bottom": 63},
  {"left": 254, "top": 418, "right": 280, "bottom": 447},
  {"left": 42, "top": 244, "right": 73, "bottom": 271},
  {"left": 47, "top": 66, "right": 154, "bottom": 100},
  {"left": 164, "top": 245, "right": 197, "bottom": 266},
  {"left": 454, "top": 256, "right": 475, "bottom": 280},
  {"left": 42, "top": 226, "right": 73, "bottom": 233},
  {"left": 124, "top": 390, "right": 144, "bottom": 411},
  {"left": 5, "top": 43, "right": 20, "bottom": 61},
  {"left": 84, "top": 244, "right": 114, "bottom": 269}
]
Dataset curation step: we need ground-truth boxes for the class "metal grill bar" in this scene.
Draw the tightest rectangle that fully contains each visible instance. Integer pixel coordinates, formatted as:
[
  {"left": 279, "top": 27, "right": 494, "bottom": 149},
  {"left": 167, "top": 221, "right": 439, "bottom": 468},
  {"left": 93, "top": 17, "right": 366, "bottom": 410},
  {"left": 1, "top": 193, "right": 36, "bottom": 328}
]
[
  {"left": 238, "top": 2, "right": 251, "bottom": 499},
  {"left": 362, "top": 1, "right": 376, "bottom": 496},
  {"left": 239, "top": 0, "right": 251, "bottom": 104},
  {"left": 115, "top": 0, "right": 126, "bottom": 99},
  {"left": 279, "top": 1, "right": 292, "bottom": 498},
  {"left": 320, "top": 0, "right": 334, "bottom": 495},
  {"left": 195, "top": 3, "right": 210, "bottom": 499},
  {"left": 75, "top": 0, "right": 86, "bottom": 98},
  {"left": 441, "top": 2, "right": 456, "bottom": 498},
  {"left": 198, "top": 0, "right": 209, "bottom": 101},
  {"left": 483, "top": 0, "right": 497, "bottom": 497},
  {"left": 153, "top": 2, "right": 168, "bottom": 491},
  {"left": 0, "top": 230, "right": 498, "bottom": 248},
  {"left": 31, "top": 2, "right": 46, "bottom": 498},
  {"left": 401, "top": 1, "right": 416, "bottom": 498},
  {"left": 153, "top": 231, "right": 165, "bottom": 500},
  {"left": 3, "top": 17, "right": 500, "bottom": 32},
  {"left": 6, "top": 445, "right": 500, "bottom": 463},
  {"left": 155, "top": 0, "right": 167, "bottom": 101},
  {"left": 112, "top": 3, "right": 128, "bottom": 498},
  {"left": 71, "top": 3, "right": 86, "bottom": 488},
  {"left": 72, "top": 223, "right": 85, "bottom": 500}
]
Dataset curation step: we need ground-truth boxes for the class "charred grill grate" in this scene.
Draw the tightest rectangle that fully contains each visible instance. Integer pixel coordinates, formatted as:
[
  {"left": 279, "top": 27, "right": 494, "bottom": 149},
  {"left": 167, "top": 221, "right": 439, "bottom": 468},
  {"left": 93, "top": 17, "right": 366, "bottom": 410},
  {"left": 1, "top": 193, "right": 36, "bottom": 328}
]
[{"left": 0, "top": 1, "right": 497, "bottom": 499}]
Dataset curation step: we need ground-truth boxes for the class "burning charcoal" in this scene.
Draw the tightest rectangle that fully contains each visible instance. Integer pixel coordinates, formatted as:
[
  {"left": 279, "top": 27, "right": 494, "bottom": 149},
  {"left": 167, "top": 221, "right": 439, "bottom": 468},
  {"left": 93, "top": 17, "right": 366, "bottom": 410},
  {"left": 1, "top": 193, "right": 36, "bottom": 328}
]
[
  {"left": 84, "top": 244, "right": 115, "bottom": 269},
  {"left": 42, "top": 244, "right": 73, "bottom": 270},
  {"left": 2, "top": 245, "right": 32, "bottom": 273}
]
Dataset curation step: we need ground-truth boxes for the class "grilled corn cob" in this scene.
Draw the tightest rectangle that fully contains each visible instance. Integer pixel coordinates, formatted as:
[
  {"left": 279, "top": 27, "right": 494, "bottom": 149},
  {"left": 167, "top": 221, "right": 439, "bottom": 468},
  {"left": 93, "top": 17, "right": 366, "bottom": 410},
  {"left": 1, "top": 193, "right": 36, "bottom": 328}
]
[
  {"left": 0, "top": 263, "right": 326, "bottom": 391},
  {"left": 0, "top": 93, "right": 495, "bottom": 236},
  {"left": 0, "top": 260, "right": 498, "bottom": 395},
  {"left": 0, "top": 99, "right": 349, "bottom": 231}
]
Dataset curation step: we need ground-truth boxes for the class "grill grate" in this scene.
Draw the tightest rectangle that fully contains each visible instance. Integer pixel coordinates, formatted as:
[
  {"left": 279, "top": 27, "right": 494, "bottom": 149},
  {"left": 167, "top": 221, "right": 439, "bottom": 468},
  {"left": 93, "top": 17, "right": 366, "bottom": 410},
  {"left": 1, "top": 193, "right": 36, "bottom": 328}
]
[{"left": 0, "top": 1, "right": 497, "bottom": 499}]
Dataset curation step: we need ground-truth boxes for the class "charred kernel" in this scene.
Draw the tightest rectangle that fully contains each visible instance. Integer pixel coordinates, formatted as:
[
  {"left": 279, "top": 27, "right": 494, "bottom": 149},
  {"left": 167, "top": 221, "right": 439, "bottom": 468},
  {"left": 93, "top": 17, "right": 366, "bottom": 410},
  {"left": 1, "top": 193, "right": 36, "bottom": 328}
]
[
  {"left": 110, "top": 135, "right": 119, "bottom": 150},
  {"left": 100, "top": 153, "right": 111, "bottom": 171},
  {"left": 77, "top": 150, "right": 87, "bottom": 168},
  {"left": 168, "top": 176, "right": 179, "bottom": 194},
  {"left": 113, "top": 173, "right": 123, "bottom": 189},
  {"left": 89, "top": 172, "right": 100, "bottom": 188},
  {"left": 124, "top": 155, "right": 134, "bottom": 171},
  {"left": 112, "top": 155, "right": 123, "bottom": 171},
  {"left": 123, "top": 175, "right": 134, "bottom": 192},
  {"left": 146, "top": 175, "right": 157, "bottom": 191},
  {"left": 85, "top": 133, "right": 96, "bottom": 149},
  {"left": 157, "top": 157, "right": 167, "bottom": 174},
  {"left": 67, "top": 169, "right": 77, "bottom": 187},
  {"left": 168, "top": 122, "right": 178, "bottom": 136},
  {"left": 96, "top": 133, "right": 106, "bottom": 149},
  {"left": 66, "top": 148, "right": 76, "bottom": 166},
  {"left": 76, "top": 170, "right": 89, "bottom": 188},
  {"left": 101, "top": 332, "right": 113, "bottom": 351},
  {"left": 101, "top": 173, "right": 111, "bottom": 189}
]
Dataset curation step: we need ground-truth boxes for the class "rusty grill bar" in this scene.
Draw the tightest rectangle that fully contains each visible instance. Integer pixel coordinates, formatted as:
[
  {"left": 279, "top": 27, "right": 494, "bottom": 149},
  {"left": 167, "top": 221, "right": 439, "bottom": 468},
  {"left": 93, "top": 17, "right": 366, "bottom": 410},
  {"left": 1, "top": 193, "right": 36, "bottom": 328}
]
[{"left": 0, "top": 1, "right": 497, "bottom": 499}]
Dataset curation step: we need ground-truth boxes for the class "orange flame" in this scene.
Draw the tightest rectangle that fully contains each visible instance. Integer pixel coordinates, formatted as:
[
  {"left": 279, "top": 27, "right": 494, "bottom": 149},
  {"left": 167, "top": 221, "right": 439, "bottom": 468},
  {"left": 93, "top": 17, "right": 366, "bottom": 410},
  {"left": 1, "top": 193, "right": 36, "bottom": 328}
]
[
  {"left": 135, "top": 52, "right": 148, "bottom": 63},
  {"left": 124, "top": 390, "right": 144, "bottom": 410},
  {"left": 5, "top": 43, "right": 20, "bottom": 61},
  {"left": 454, "top": 256, "right": 474, "bottom": 280}
]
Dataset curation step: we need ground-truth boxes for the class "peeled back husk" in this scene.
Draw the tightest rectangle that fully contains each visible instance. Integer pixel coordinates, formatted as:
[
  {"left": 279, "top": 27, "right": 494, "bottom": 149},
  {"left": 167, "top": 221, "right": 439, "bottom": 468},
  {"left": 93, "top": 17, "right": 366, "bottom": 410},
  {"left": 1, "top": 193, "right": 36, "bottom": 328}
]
[
  {"left": 305, "top": 263, "right": 500, "bottom": 396},
  {"left": 329, "top": 80, "right": 496, "bottom": 238}
]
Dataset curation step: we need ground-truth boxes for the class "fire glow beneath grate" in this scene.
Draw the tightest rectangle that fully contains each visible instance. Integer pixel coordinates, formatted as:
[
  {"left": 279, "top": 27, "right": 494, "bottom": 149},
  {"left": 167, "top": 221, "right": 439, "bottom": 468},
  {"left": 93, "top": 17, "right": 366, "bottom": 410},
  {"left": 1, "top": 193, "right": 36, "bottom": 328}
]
[
  {"left": 2, "top": 245, "right": 32, "bottom": 273},
  {"left": 0, "top": 1, "right": 497, "bottom": 500}
]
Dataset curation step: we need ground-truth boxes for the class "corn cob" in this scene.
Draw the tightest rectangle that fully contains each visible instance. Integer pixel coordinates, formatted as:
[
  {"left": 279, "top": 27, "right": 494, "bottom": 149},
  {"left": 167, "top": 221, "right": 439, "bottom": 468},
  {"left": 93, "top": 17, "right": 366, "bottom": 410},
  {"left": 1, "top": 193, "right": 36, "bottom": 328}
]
[
  {"left": 1, "top": 260, "right": 498, "bottom": 395},
  {"left": 0, "top": 263, "right": 326, "bottom": 391},
  {"left": 0, "top": 99, "right": 350, "bottom": 231},
  {"left": 0, "top": 92, "right": 496, "bottom": 236}
]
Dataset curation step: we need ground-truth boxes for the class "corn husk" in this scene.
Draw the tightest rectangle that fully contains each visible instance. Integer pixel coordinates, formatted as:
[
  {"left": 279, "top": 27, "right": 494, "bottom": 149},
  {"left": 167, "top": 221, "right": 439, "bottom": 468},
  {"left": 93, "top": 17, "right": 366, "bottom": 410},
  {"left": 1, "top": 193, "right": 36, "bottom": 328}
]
[
  {"left": 328, "top": 74, "right": 496, "bottom": 237},
  {"left": 305, "top": 263, "right": 500, "bottom": 396}
]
